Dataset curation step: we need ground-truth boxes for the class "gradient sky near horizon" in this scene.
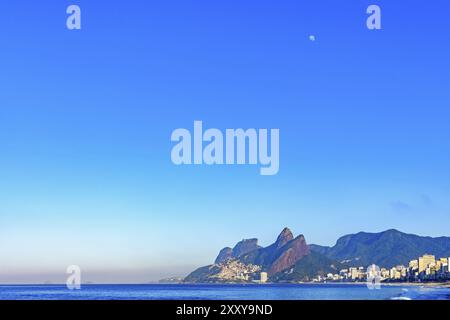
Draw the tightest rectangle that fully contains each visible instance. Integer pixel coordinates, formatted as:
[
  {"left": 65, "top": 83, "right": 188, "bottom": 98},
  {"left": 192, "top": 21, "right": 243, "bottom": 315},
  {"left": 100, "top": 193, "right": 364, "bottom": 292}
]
[{"left": 0, "top": 0, "right": 449, "bottom": 283}]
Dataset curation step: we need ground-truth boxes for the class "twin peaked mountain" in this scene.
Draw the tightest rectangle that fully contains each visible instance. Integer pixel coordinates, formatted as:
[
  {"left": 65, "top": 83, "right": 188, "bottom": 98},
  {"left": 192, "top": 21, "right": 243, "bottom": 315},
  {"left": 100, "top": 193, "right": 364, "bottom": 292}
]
[
  {"left": 216, "top": 227, "right": 309, "bottom": 275},
  {"left": 185, "top": 228, "right": 341, "bottom": 283},
  {"left": 185, "top": 228, "right": 450, "bottom": 283}
]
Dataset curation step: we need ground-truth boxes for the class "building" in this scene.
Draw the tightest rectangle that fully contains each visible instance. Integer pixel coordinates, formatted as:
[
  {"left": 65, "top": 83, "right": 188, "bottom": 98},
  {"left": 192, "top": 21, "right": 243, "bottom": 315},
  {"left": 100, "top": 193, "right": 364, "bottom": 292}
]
[
  {"left": 409, "top": 259, "right": 418, "bottom": 270},
  {"left": 419, "top": 254, "right": 436, "bottom": 273},
  {"left": 390, "top": 267, "right": 401, "bottom": 280},
  {"left": 380, "top": 268, "right": 390, "bottom": 280},
  {"left": 260, "top": 272, "right": 268, "bottom": 284},
  {"left": 314, "top": 254, "right": 450, "bottom": 284},
  {"left": 339, "top": 269, "right": 349, "bottom": 280},
  {"left": 349, "top": 267, "right": 362, "bottom": 280}
]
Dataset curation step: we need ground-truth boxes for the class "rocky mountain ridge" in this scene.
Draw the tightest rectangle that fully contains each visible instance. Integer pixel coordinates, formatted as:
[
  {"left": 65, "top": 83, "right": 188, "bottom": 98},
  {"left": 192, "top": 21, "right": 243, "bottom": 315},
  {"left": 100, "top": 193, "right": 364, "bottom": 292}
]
[
  {"left": 185, "top": 228, "right": 450, "bottom": 283},
  {"left": 185, "top": 228, "right": 319, "bottom": 283}
]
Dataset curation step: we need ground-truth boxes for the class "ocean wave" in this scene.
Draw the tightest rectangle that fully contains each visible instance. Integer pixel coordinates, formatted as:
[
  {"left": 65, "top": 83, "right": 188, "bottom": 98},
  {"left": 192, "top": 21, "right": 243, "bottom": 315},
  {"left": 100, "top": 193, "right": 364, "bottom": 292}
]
[{"left": 390, "top": 296, "right": 412, "bottom": 300}]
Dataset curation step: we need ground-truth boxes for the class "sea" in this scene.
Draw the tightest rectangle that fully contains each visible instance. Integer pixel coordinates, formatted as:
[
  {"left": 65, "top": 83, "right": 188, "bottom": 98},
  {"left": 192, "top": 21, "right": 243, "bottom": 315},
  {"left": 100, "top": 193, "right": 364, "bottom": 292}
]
[{"left": 0, "top": 283, "right": 449, "bottom": 300}]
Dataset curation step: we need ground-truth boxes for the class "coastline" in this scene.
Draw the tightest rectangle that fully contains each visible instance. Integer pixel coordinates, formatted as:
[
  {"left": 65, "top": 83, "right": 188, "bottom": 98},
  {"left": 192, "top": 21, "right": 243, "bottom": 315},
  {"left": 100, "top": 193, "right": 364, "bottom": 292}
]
[
  {"left": 381, "top": 282, "right": 450, "bottom": 289},
  {"left": 181, "top": 281, "right": 450, "bottom": 290}
]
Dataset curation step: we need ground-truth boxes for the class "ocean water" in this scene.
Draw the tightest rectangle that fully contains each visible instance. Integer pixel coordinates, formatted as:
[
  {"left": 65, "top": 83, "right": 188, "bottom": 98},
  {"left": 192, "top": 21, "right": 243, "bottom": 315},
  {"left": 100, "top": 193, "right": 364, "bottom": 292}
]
[{"left": 0, "top": 284, "right": 449, "bottom": 300}]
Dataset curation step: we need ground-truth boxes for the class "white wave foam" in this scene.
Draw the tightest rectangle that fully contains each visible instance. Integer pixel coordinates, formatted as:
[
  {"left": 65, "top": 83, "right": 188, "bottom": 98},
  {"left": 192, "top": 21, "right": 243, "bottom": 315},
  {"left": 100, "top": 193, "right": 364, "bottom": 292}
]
[{"left": 390, "top": 296, "right": 412, "bottom": 300}]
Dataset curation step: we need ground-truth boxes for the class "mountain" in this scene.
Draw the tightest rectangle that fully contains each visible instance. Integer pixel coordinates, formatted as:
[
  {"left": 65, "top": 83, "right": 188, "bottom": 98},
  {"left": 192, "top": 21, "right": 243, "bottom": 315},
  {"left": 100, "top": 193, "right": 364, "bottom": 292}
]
[
  {"left": 184, "top": 259, "right": 261, "bottom": 283},
  {"left": 185, "top": 228, "right": 450, "bottom": 283},
  {"left": 238, "top": 228, "right": 310, "bottom": 275},
  {"left": 215, "top": 238, "right": 261, "bottom": 264},
  {"left": 271, "top": 251, "right": 344, "bottom": 282},
  {"left": 185, "top": 228, "right": 332, "bottom": 283},
  {"left": 310, "top": 229, "right": 450, "bottom": 268}
]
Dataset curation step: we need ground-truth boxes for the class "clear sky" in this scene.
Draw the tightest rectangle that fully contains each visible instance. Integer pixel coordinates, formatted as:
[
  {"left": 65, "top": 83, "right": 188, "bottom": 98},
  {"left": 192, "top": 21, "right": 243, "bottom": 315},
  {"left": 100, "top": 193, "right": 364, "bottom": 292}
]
[{"left": 0, "top": 0, "right": 449, "bottom": 283}]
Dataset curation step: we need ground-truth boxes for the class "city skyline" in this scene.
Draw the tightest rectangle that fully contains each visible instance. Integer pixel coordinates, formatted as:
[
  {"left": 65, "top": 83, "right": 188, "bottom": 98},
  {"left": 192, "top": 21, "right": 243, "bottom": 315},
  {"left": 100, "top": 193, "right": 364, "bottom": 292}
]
[{"left": 1, "top": 0, "right": 450, "bottom": 283}]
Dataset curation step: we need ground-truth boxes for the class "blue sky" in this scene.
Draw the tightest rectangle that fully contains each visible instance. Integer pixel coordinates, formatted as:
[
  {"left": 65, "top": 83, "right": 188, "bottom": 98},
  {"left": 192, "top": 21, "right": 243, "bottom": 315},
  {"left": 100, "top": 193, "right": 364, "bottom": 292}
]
[{"left": 0, "top": 0, "right": 449, "bottom": 283}]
